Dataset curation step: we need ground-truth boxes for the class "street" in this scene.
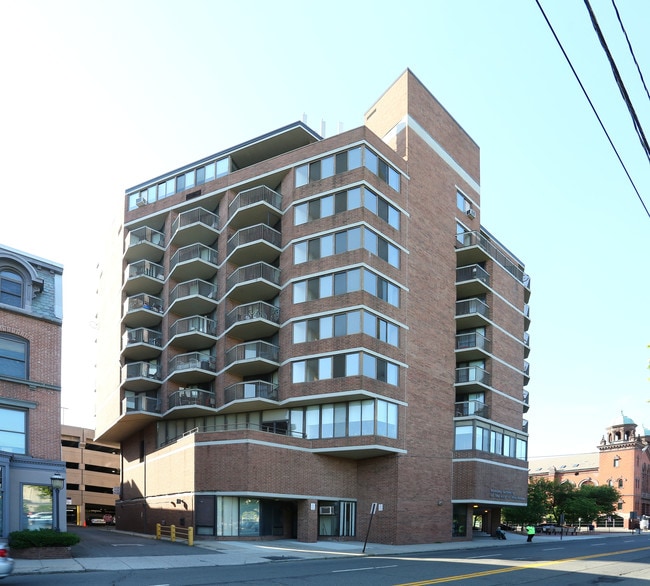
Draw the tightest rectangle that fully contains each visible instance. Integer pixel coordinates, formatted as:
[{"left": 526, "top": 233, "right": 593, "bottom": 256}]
[{"left": 5, "top": 532, "right": 650, "bottom": 585}]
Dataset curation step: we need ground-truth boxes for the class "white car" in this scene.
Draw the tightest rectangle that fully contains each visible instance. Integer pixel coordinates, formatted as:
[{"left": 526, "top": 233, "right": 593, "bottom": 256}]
[{"left": 0, "top": 540, "right": 13, "bottom": 580}]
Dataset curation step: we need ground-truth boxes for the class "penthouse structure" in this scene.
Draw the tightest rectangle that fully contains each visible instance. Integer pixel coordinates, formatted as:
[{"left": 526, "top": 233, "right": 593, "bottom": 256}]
[{"left": 95, "top": 70, "right": 531, "bottom": 544}]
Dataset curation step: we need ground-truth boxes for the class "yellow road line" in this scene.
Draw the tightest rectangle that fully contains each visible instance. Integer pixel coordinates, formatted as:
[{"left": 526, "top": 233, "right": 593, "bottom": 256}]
[{"left": 395, "top": 545, "right": 650, "bottom": 585}]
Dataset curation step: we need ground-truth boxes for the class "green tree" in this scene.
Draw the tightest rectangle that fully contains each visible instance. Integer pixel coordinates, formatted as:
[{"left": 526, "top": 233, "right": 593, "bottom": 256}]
[{"left": 502, "top": 479, "right": 550, "bottom": 525}]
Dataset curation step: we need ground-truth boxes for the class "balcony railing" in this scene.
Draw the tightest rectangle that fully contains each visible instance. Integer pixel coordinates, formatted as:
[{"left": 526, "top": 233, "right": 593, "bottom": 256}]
[
  {"left": 168, "top": 352, "right": 216, "bottom": 375},
  {"left": 122, "top": 362, "right": 161, "bottom": 382},
  {"left": 456, "top": 298, "right": 489, "bottom": 319},
  {"left": 225, "top": 341, "right": 279, "bottom": 367},
  {"left": 227, "top": 223, "right": 282, "bottom": 256},
  {"left": 171, "top": 207, "right": 220, "bottom": 235},
  {"left": 168, "top": 387, "right": 216, "bottom": 409},
  {"left": 456, "top": 230, "right": 529, "bottom": 287},
  {"left": 225, "top": 262, "right": 280, "bottom": 292},
  {"left": 456, "top": 264, "right": 489, "bottom": 286},
  {"left": 224, "top": 380, "right": 279, "bottom": 403},
  {"left": 125, "top": 260, "right": 164, "bottom": 281},
  {"left": 523, "top": 390, "right": 530, "bottom": 413},
  {"left": 170, "top": 243, "right": 217, "bottom": 271},
  {"left": 455, "top": 366, "right": 491, "bottom": 386},
  {"left": 124, "top": 293, "right": 164, "bottom": 315},
  {"left": 225, "top": 301, "right": 280, "bottom": 329},
  {"left": 169, "top": 279, "right": 216, "bottom": 305},
  {"left": 169, "top": 316, "right": 217, "bottom": 338},
  {"left": 229, "top": 185, "right": 282, "bottom": 218},
  {"left": 127, "top": 226, "right": 165, "bottom": 248},
  {"left": 122, "top": 395, "right": 160, "bottom": 414},
  {"left": 455, "top": 331, "right": 491, "bottom": 354},
  {"left": 454, "top": 400, "right": 489, "bottom": 418},
  {"left": 123, "top": 328, "right": 163, "bottom": 348}
]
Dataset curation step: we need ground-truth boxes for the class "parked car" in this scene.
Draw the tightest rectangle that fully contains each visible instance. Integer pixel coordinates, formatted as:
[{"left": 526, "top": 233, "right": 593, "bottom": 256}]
[{"left": 0, "top": 539, "right": 14, "bottom": 580}]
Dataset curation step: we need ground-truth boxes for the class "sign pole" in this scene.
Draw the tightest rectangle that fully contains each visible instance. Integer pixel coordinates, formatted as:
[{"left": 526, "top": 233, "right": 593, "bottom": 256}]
[{"left": 363, "top": 503, "right": 377, "bottom": 553}]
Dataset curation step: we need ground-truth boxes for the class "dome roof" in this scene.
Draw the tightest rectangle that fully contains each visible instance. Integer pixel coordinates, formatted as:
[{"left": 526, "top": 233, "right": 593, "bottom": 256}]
[
  {"left": 610, "top": 411, "right": 635, "bottom": 427},
  {"left": 639, "top": 423, "right": 650, "bottom": 438}
]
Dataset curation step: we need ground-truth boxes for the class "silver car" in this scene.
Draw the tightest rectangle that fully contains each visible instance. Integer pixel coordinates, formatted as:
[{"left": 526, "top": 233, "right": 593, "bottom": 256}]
[{"left": 0, "top": 540, "right": 13, "bottom": 580}]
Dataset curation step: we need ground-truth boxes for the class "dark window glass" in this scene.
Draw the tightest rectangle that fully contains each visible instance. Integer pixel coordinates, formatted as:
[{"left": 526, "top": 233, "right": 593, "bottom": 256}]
[
  {"left": 309, "top": 161, "right": 321, "bottom": 182},
  {"left": 176, "top": 175, "right": 185, "bottom": 192},
  {"left": 378, "top": 159, "right": 389, "bottom": 183},
  {"left": 307, "top": 278, "right": 320, "bottom": 301},
  {"left": 378, "top": 199, "right": 389, "bottom": 222},
  {"left": 378, "top": 238, "right": 389, "bottom": 262},
  {"left": 335, "top": 152, "right": 347, "bottom": 174},
  {"left": 335, "top": 191, "right": 347, "bottom": 213},
  {"left": 308, "top": 200, "right": 320, "bottom": 222},
  {"left": 196, "top": 167, "right": 206, "bottom": 185},
  {"left": 334, "top": 272, "right": 347, "bottom": 296},
  {"left": 335, "top": 231, "right": 347, "bottom": 254},
  {"left": 307, "top": 319, "right": 319, "bottom": 342},
  {"left": 333, "top": 354, "right": 346, "bottom": 378},
  {"left": 308, "top": 239, "right": 320, "bottom": 261}
]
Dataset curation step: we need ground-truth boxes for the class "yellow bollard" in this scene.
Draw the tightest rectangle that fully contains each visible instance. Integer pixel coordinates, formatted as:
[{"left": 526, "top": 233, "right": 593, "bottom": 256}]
[
  {"left": 188, "top": 526, "right": 194, "bottom": 546},
  {"left": 155, "top": 523, "right": 161, "bottom": 540},
  {"left": 170, "top": 524, "right": 176, "bottom": 542}
]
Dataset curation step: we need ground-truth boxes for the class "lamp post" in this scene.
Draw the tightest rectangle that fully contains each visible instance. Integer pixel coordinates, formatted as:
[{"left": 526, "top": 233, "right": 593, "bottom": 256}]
[{"left": 50, "top": 472, "right": 64, "bottom": 532}]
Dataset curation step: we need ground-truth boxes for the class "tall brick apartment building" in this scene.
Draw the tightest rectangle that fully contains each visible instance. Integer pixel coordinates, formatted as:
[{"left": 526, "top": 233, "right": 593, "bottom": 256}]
[
  {"left": 529, "top": 413, "right": 650, "bottom": 529},
  {"left": 0, "top": 244, "right": 66, "bottom": 536},
  {"left": 95, "top": 70, "right": 531, "bottom": 544}
]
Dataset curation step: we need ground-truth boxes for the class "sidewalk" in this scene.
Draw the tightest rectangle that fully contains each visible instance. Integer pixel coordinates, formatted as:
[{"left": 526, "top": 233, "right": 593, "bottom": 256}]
[{"left": 10, "top": 530, "right": 636, "bottom": 576}]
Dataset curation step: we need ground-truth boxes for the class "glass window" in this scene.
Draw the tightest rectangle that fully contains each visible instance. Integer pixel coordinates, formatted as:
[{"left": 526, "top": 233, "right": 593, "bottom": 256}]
[
  {"left": 184, "top": 170, "right": 195, "bottom": 189},
  {"left": 321, "top": 195, "right": 334, "bottom": 217},
  {"left": 239, "top": 498, "right": 260, "bottom": 536},
  {"left": 364, "top": 148, "right": 378, "bottom": 174},
  {"left": 388, "top": 244, "right": 400, "bottom": 268},
  {"left": 348, "top": 187, "right": 361, "bottom": 209},
  {"left": 348, "top": 147, "right": 362, "bottom": 169},
  {"left": 295, "top": 164, "right": 309, "bottom": 187},
  {"left": 362, "top": 353, "right": 376, "bottom": 378},
  {"left": 293, "top": 281, "right": 306, "bottom": 303},
  {"left": 335, "top": 191, "right": 347, "bottom": 213},
  {"left": 319, "top": 316, "right": 333, "bottom": 339},
  {"left": 334, "top": 404, "right": 347, "bottom": 437},
  {"left": 361, "top": 400, "right": 374, "bottom": 434},
  {"left": 0, "top": 269, "right": 23, "bottom": 307},
  {"left": 216, "top": 158, "right": 229, "bottom": 178},
  {"left": 205, "top": 162, "right": 216, "bottom": 181},
  {"left": 321, "top": 234, "right": 334, "bottom": 258},
  {"left": 347, "top": 269, "right": 361, "bottom": 291},
  {"left": 306, "top": 405, "right": 320, "bottom": 438},
  {"left": 321, "top": 156, "right": 334, "bottom": 179},
  {"left": 346, "top": 352, "right": 360, "bottom": 376},
  {"left": 387, "top": 282, "right": 399, "bottom": 307},
  {"left": 388, "top": 205, "right": 400, "bottom": 229},
  {"left": 292, "top": 361, "right": 305, "bottom": 383},
  {"left": 293, "top": 321, "right": 306, "bottom": 343},
  {"left": 387, "top": 402, "right": 398, "bottom": 438},
  {"left": 363, "top": 271, "right": 377, "bottom": 296},
  {"left": 335, "top": 152, "right": 348, "bottom": 174},
  {"left": 176, "top": 175, "right": 186, "bottom": 193},
  {"left": 387, "top": 322, "right": 399, "bottom": 347},
  {"left": 333, "top": 354, "right": 346, "bottom": 378},
  {"left": 365, "top": 189, "right": 378, "bottom": 214},
  {"left": 309, "top": 161, "right": 321, "bottom": 182},
  {"left": 348, "top": 227, "right": 362, "bottom": 251},
  {"left": 0, "top": 407, "right": 26, "bottom": 454},
  {"left": 318, "top": 357, "right": 332, "bottom": 380},
  {"left": 321, "top": 404, "right": 334, "bottom": 438},
  {"left": 165, "top": 178, "right": 175, "bottom": 196},
  {"left": 334, "top": 272, "right": 347, "bottom": 296},
  {"left": 455, "top": 425, "right": 473, "bottom": 450},
  {"left": 349, "top": 402, "right": 361, "bottom": 436},
  {"left": 290, "top": 409, "right": 304, "bottom": 438},
  {"left": 294, "top": 242, "right": 307, "bottom": 264},
  {"left": 307, "top": 319, "right": 319, "bottom": 341},
  {"left": 363, "top": 312, "right": 376, "bottom": 337},
  {"left": 295, "top": 202, "right": 308, "bottom": 225},
  {"left": 196, "top": 166, "right": 206, "bottom": 185},
  {"left": 387, "top": 362, "right": 399, "bottom": 385},
  {"left": 334, "top": 313, "right": 347, "bottom": 337},
  {"left": 308, "top": 278, "right": 320, "bottom": 300},
  {"left": 388, "top": 168, "right": 400, "bottom": 192},
  {"left": 319, "top": 274, "right": 333, "bottom": 298},
  {"left": 335, "top": 231, "right": 347, "bottom": 255},
  {"left": 308, "top": 239, "right": 320, "bottom": 261},
  {"left": 0, "top": 334, "right": 27, "bottom": 379},
  {"left": 364, "top": 230, "right": 378, "bottom": 255},
  {"left": 347, "top": 310, "right": 361, "bottom": 334}
]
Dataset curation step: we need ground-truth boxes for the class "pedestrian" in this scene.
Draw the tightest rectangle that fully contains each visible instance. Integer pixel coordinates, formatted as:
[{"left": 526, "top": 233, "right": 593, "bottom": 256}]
[{"left": 526, "top": 524, "right": 536, "bottom": 542}]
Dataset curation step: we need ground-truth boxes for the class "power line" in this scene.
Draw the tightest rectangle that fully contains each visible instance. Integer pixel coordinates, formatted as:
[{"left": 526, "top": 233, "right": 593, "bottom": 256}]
[{"left": 535, "top": 0, "right": 650, "bottom": 219}]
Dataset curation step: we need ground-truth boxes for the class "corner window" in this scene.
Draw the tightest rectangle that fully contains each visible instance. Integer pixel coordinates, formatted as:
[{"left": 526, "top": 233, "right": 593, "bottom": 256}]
[
  {"left": 0, "top": 334, "right": 28, "bottom": 379},
  {"left": 0, "top": 269, "right": 23, "bottom": 307}
]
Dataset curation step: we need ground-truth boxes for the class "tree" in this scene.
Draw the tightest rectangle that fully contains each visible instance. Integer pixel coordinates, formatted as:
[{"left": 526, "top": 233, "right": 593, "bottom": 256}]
[{"left": 502, "top": 479, "right": 550, "bottom": 525}]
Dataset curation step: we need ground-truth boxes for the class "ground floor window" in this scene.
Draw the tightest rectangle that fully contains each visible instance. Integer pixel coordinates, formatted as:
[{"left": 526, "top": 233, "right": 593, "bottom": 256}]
[
  {"left": 452, "top": 504, "right": 467, "bottom": 537},
  {"left": 212, "top": 497, "right": 296, "bottom": 538},
  {"left": 22, "top": 484, "right": 53, "bottom": 530},
  {"left": 318, "top": 501, "right": 356, "bottom": 537}
]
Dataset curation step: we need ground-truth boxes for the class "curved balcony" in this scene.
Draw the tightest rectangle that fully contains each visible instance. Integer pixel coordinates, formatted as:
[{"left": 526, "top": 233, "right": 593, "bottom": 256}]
[
  {"left": 455, "top": 264, "right": 490, "bottom": 298},
  {"left": 168, "top": 279, "right": 217, "bottom": 317},
  {"left": 123, "top": 260, "right": 164, "bottom": 295},
  {"left": 454, "top": 400, "right": 490, "bottom": 419},
  {"left": 170, "top": 207, "right": 220, "bottom": 248},
  {"left": 167, "top": 387, "right": 216, "bottom": 415},
  {"left": 455, "top": 331, "right": 491, "bottom": 361},
  {"left": 228, "top": 185, "right": 282, "bottom": 230},
  {"left": 98, "top": 395, "right": 162, "bottom": 443},
  {"left": 122, "top": 294, "right": 164, "bottom": 328},
  {"left": 225, "top": 262, "right": 280, "bottom": 303},
  {"left": 524, "top": 303, "right": 531, "bottom": 331},
  {"left": 226, "top": 223, "right": 281, "bottom": 266},
  {"left": 124, "top": 226, "right": 165, "bottom": 263},
  {"left": 455, "top": 298, "right": 490, "bottom": 329},
  {"left": 123, "top": 394, "right": 161, "bottom": 415},
  {"left": 225, "top": 301, "right": 280, "bottom": 340},
  {"left": 121, "top": 361, "right": 162, "bottom": 392},
  {"left": 523, "top": 390, "right": 530, "bottom": 413},
  {"left": 169, "top": 316, "right": 217, "bottom": 350},
  {"left": 454, "top": 366, "right": 491, "bottom": 390},
  {"left": 169, "top": 244, "right": 218, "bottom": 282},
  {"left": 224, "top": 380, "right": 279, "bottom": 404},
  {"left": 523, "top": 360, "right": 530, "bottom": 386},
  {"left": 167, "top": 352, "right": 216, "bottom": 384},
  {"left": 122, "top": 328, "right": 163, "bottom": 360},
  {"left": 224, "top": 341, "right": 279, "bottom": 376},
  {"left": 523, "top": 331, "right": 531, "bottom": 358}
]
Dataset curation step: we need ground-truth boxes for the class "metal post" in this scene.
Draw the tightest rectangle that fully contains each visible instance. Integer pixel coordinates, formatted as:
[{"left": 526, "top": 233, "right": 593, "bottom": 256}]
[{"left": 363, "top": 503, "right": 377, "bottom": 553}]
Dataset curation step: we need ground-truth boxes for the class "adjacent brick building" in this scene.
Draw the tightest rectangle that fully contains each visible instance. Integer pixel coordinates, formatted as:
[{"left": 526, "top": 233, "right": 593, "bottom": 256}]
[
  {"left": 95, "top": 70, "right": 531, "bottom": 544},
  {"left": 529, "top": 413, "right": 650, "bottom": 529},
  {"left": 0, "top": 244, "right": 65, "bottom": 536}
]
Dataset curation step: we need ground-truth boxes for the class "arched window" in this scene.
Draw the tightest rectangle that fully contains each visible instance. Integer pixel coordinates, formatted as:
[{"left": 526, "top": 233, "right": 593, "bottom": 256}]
[
  {"left": 0, "top": 333, "right": 28, "bottom": 379},
  {"left": 0, "top": 269, "right": 23, "bottom": 307}
]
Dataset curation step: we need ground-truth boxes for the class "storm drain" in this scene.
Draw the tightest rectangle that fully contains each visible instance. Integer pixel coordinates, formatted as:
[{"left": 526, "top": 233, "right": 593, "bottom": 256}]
[{"left": 263, "top": 555, "right": 301, "bottom": 561}]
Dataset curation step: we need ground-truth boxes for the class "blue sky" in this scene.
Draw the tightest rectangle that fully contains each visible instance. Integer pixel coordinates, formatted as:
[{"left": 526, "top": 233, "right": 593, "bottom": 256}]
[{"left": 1, "top": 0, "right": 648, "bottom": 457}]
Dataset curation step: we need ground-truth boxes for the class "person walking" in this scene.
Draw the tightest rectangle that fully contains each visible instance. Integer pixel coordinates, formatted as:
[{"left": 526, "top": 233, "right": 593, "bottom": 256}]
[{"left": 526, "top": 524, "right": 536, "bottom": 542}]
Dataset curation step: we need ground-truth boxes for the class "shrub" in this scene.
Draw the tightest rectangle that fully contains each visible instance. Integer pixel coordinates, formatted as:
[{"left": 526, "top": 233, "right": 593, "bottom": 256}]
[{"left": 9, "top": 528, "right": 80, "bottom": 549}]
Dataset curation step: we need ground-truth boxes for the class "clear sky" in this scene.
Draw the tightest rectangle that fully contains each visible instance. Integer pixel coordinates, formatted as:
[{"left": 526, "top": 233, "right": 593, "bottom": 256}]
[{"left": 1, "top": 0, "right": 648, "bottom": 458}]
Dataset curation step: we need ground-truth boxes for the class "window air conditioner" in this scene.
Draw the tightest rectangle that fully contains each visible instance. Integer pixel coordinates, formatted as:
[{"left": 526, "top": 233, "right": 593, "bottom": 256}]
[
  {"left": 319, "top": 506, "right": 335, "bottom": 515},
  {"left": 136, "top": 197, "right": 147, "bottom": 207},
  {"left": 466, "top": 208, "right": 476, "bottom": 219}
]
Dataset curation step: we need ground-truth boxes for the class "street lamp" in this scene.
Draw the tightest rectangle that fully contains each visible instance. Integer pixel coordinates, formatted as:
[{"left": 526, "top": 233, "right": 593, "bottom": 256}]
[{"left": 50, "top": 472, "right": 64, "bottom": 532}]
